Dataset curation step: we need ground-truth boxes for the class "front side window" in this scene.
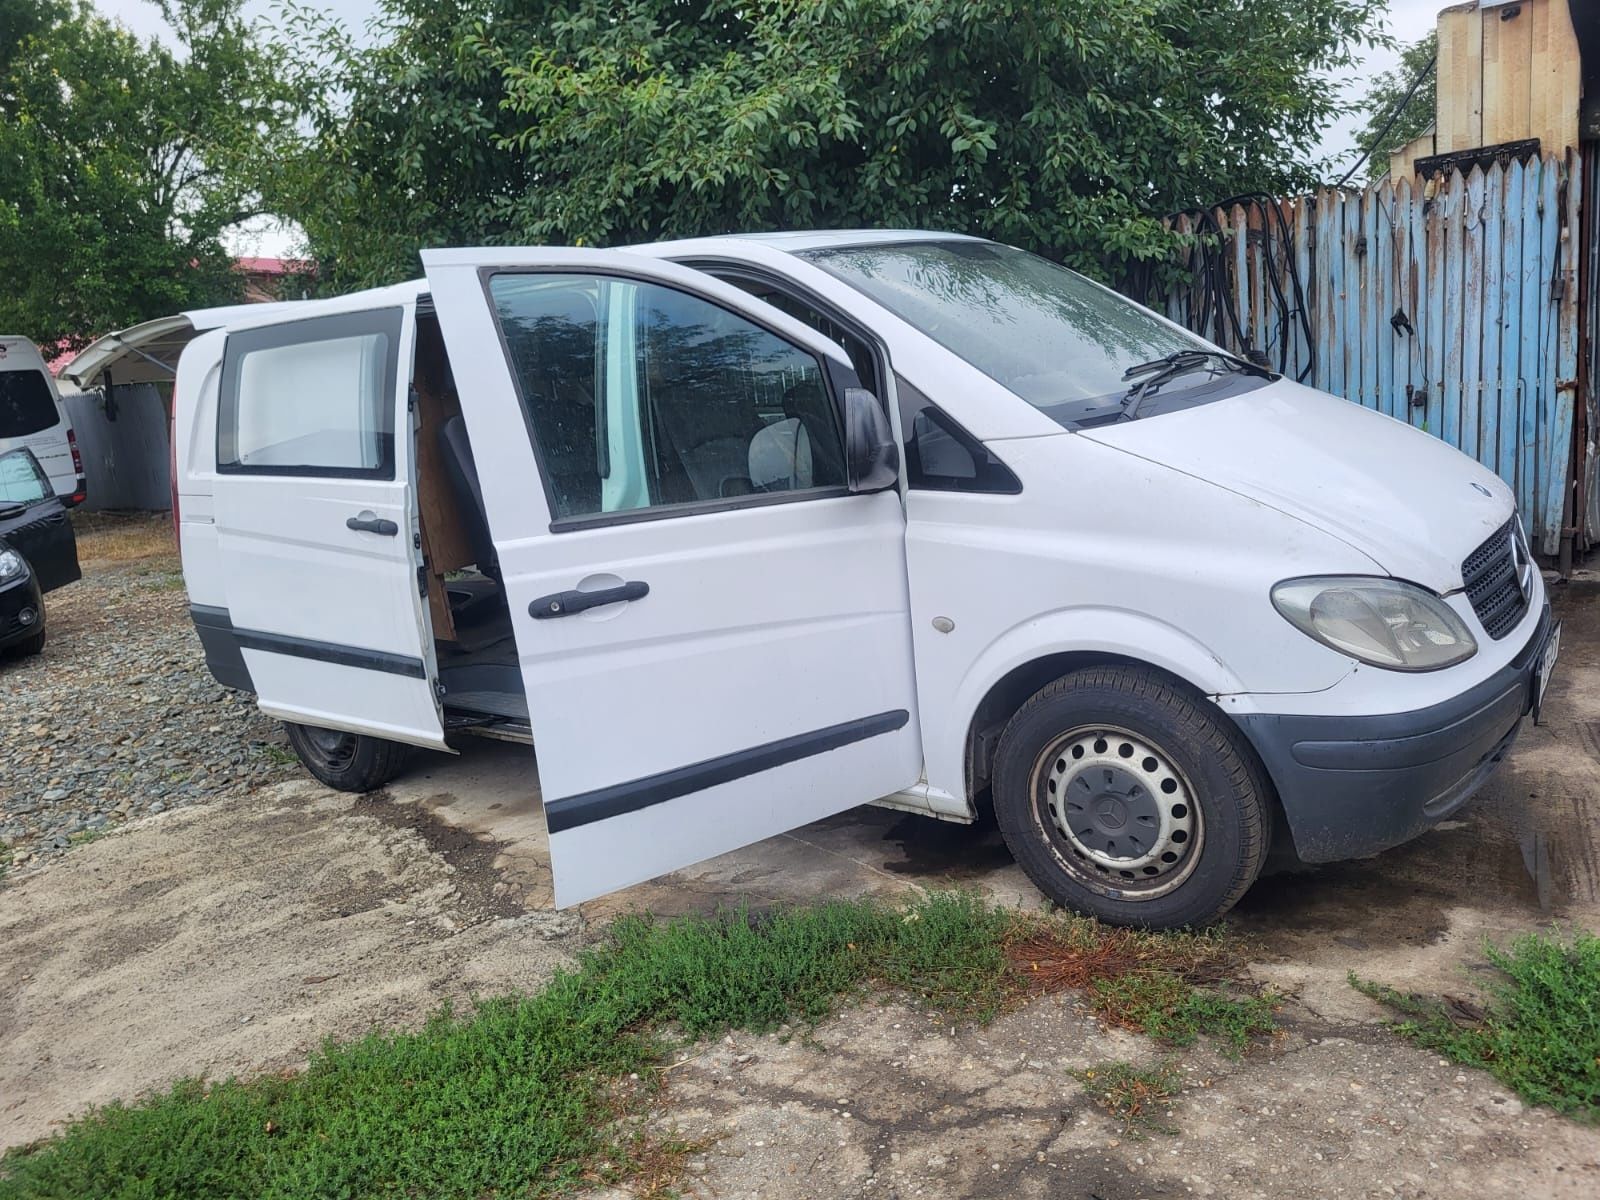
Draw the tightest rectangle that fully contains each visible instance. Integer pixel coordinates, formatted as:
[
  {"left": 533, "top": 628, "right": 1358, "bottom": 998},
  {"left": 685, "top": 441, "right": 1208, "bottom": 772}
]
[
  {"left": 0, "top": 448, "right": 52, "bottom": 505},
  {"left": 0, "top": 369, "right": 60, "bottom": 438},
  {"left": 218, "top": 309, "right": 400, "bottom": 476},
  {"left": 803, "top": 240, "right": 1266, "bottom": 427},
  {"left": 489, "top": 274, "right": 846, "bottom": 523}
]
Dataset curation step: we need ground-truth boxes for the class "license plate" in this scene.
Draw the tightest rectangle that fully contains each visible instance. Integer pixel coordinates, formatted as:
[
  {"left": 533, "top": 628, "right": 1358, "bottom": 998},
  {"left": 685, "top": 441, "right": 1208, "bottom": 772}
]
[{"left": 1534, "top": 622, "right": 1562, "bottom": 724}]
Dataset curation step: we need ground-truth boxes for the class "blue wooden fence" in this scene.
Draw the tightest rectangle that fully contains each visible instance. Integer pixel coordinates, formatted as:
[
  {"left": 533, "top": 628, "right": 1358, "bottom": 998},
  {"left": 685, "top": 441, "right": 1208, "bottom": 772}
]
[{"left": 1151, "top": 152, "right": 1584, "bottom": 556}]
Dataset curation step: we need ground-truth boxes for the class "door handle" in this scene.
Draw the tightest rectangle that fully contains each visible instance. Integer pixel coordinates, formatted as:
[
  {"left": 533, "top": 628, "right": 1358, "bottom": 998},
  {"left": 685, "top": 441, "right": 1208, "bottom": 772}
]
[
  {"left": 529, "top": 580, "right": 649, "bottom": 619},
  {"left": 346, "top": 512, "right": 399, "bottom": 536}
]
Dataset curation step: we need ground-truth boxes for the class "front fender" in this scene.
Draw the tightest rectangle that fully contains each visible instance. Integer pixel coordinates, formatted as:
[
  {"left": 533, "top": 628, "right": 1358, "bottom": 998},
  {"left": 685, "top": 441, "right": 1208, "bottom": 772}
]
[{"left": 925, "top": 607, "right": 1250, "bottom": 805}]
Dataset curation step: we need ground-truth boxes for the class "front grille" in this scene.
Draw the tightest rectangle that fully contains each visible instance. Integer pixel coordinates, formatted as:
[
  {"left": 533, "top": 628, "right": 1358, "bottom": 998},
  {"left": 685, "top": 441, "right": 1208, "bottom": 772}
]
[{"left": 1462, "top": 517, "right": 1529, "bottom": 640}]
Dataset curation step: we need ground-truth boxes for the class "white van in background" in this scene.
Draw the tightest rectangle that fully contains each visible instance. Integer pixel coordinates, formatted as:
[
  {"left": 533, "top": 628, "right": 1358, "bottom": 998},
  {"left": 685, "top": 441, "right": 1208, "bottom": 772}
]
[
  {"left": 0, "top": 336, "right": 86, "bottom": 507},
  {"left": 171, "top": 232, "right": 1559, "bottom": 929}
]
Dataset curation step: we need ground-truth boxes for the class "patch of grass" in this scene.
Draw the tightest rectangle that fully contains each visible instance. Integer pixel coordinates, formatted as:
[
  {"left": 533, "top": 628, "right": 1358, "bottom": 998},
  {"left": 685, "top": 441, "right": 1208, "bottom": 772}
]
[
  {"left": 1090, "top": 971, "right": 1279, "bottom": 1054},
  {"left": 1007, "top": 918, "right": 1276, "bottom": 1053},
  {"left": 1074, "top": 1059, "right": 1183, "bottom": 1135},
  {"left": 69, "top": 511, "right": 176, "bottom": 566},
  {"left": 1352, "top": 928, "right": 1600, "bottom": 1122},
  {"left": 0, "top": 892, "right": 1013, "bottom": 1199},
  {"left": 139, "top": 568, "right": 187, "bottom": 592},
  {"left": 259, "top": 743, "right": 299, "bottom": 767},
  {"left": 66, "top": 827, "right": 106, "bottom": 847},
  {"left": 0, "top": 843, "right": 11, "bottom": 883},
  {"left": 0, "top": 893, "right": 1267, "bottom": 1198}
]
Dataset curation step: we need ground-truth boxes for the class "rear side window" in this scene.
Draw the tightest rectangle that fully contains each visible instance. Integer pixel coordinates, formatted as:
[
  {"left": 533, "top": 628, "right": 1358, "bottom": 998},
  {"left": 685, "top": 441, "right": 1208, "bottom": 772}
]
[
  {"left": 217, "top": 309, "right": 401, "bottom": 477},
  {"left": 0, "top": 369, "right": 60, "bottom": 438}
]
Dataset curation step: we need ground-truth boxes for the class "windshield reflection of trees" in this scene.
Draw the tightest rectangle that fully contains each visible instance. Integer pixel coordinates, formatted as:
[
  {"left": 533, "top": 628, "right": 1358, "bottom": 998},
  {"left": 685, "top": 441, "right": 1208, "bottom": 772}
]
[{"left": 808, "top": 243, "right": 1199, "bottom": 401}]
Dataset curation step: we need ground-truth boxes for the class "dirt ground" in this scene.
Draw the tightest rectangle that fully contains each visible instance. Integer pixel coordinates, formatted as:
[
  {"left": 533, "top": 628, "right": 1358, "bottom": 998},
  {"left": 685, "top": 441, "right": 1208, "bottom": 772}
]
[{"left": 3, "top": 546, "right": 1600, "bottom": 1196}]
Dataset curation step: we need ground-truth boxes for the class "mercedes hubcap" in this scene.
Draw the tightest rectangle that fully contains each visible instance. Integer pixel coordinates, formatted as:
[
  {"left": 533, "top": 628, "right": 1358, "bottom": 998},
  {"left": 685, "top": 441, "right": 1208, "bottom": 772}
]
[{"left": 1038, "top": 727, "right": 1202, "bottom": 896}]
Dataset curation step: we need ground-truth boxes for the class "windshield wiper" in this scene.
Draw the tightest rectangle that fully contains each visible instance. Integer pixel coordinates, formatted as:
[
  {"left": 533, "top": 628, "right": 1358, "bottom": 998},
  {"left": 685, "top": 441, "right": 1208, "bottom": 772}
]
[{"left": 1119, "top": 350, "right": 1269, "bottom": 420}]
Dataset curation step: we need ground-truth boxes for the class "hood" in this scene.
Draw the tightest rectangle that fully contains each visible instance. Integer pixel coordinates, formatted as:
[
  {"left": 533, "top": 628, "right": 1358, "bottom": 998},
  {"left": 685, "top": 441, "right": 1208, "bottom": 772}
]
[{"left": 1078, "top": 380, "right": 1514, "bottom": 593}]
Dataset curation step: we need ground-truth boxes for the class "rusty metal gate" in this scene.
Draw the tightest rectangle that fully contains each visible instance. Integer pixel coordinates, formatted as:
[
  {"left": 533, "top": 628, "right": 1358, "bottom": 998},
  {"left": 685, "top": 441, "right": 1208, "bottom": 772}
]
[{"left": 1142, "top": 152, "right": 1585, "bottom": 559}]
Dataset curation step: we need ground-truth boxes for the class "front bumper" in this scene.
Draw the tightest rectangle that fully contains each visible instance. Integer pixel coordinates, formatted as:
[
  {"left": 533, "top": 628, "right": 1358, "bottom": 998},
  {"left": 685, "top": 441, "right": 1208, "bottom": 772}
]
[
  {"left": 1233, "top": 603, "right": 1552, "bottom": 863},
  {"left": 0, "top": 570, "right": 44, "bottom": 649}
]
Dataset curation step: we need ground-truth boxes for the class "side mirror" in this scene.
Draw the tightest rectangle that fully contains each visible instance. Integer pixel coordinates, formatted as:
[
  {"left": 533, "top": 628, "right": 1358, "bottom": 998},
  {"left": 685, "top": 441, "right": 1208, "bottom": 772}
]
[{"left": 843, "top": 387, "right": 899, "bottom": 493}]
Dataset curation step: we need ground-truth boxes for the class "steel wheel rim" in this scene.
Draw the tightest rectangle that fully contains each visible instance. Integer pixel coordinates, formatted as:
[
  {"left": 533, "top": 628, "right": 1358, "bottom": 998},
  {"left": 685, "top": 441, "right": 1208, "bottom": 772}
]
[
  {"left": 303, "top": 727, "right": 358, "bottom": 774},
  {"left": 1032, "top": 725, "right": 1204, "bottom": 899}
]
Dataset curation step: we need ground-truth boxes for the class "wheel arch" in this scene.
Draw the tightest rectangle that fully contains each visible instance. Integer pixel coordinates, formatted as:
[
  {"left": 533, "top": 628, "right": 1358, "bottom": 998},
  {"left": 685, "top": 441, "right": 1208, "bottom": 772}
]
[
  {"left": 944, "top": 610, "right": 1275, "bottom": 829},
  {"left": 957, "top": 655, "right": 1295, "bottom": 865},
  {"left": 963, "top": 650, "right": 1207, "bottom": 801}
]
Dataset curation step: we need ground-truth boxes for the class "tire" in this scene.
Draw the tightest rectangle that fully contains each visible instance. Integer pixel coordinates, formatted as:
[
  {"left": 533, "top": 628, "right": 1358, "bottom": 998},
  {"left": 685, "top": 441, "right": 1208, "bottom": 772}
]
[
  {"left": 991, "top": 665, "right": 1270, "bottom": 928},
  {"left": 15, "top": 626, "right": 45, "bottom": 657},
  {"left": 284, "top": 722, "right": 412, "bottom": 792}
]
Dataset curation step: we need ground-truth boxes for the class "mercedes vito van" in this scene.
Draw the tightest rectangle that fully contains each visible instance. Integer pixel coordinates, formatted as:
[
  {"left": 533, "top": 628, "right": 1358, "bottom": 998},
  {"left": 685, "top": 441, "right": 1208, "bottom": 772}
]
[
  {"left": 172, "top": 232, "right": 1558, "bottom": 927},
  {"left": 0, "top": 336, "right": 86, "bottom": 506}
]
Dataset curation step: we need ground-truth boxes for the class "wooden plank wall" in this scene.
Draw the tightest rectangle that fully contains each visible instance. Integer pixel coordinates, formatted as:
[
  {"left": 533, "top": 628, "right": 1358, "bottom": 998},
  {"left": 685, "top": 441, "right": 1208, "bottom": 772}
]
[
  {"left": 1149, "top": 152, "right": 1584, "bottom": 556},
  {"left": 1436, "top": 0, "right": 1580, "bottom": 158}
]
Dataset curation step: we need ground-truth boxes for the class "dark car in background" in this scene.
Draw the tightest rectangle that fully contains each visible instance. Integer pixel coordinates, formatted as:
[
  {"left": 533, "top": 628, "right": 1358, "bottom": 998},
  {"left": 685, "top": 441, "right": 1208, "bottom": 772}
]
[{"left": 0, "top": 447, "right": 80, "bottom": 657}]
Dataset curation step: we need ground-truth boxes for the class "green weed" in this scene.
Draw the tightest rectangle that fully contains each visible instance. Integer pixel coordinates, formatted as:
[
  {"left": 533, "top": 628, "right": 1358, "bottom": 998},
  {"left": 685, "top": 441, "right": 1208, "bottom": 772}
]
[
  {"left": 1007, "top": 916, "right": 1276, "bottom": 1053},
  {"left": 1074, "top": 1059, "right": 1183, "bottom": 1135},
  {"left": 1352, "top": 928, "right": 1600, "bottom": 1122},
  {"left": 1091, "top": 970, "right": 1279, "bottom": 1054},
  {"left": 258, "top": 743, "right": 298, "bottom": 767}
]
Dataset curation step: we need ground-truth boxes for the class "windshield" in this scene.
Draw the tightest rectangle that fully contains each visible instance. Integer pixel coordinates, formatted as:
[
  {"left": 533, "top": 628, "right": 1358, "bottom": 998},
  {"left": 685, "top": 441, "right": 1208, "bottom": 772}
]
[
  {"left": 801, "top": 240, "right": 1250, "bottom": 424},
  {"left": 0, "top": 448, "right": 52, "bottom": 506}
]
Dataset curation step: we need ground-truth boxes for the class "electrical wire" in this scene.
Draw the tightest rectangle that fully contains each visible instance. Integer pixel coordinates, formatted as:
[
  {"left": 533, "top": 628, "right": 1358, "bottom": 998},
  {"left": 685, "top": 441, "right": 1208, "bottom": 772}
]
[
  {"left": 1334, "top": 53, "right": 1437, "bottom": 189},
  {"left": 1157, "top": 195, "right": 1317, "bottom": 383},
  {"left": 1136, "top": 53, "right": 1436, "bottom": 387}
]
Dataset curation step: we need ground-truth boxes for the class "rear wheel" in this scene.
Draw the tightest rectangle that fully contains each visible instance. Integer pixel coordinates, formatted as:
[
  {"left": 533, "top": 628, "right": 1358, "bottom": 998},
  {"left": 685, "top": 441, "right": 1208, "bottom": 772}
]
[
  {"left": 284, "top": 722, "right": 412, "bottom": 792},
  {"left": 992, "top": 665, "right": 1269, "bottom": 928}
]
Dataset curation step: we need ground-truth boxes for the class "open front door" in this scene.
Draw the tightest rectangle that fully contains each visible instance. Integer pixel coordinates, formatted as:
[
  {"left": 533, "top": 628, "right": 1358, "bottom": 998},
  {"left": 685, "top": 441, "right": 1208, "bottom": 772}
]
[
  {"left": 208, "top": 304, "right": 447, "bottom": 750},
  {"left": 424, "top": 248, "right": 922, "bottom": 905}
]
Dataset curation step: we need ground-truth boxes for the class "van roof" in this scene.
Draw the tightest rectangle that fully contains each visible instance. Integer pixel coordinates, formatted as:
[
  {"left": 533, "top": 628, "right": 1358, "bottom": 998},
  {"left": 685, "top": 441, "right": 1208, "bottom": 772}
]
[
  {"left": 0, "top": 336, "right": 50, "bottom": 372},
  {"left": 189, "top": 230, "right": 974, "bottom": 335},
  {"left": 60, "top": 230, "right": 979, "bottom": 387}
]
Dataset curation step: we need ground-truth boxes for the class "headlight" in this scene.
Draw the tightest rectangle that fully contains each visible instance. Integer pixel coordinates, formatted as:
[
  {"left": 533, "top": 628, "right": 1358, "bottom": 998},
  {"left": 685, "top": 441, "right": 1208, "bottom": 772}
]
[
  {"left": 1271, "top": 576, "right": 1478, "bottom": 671},
  {"left": 0, "top": 549, "right": 24, "bottom": 582}
]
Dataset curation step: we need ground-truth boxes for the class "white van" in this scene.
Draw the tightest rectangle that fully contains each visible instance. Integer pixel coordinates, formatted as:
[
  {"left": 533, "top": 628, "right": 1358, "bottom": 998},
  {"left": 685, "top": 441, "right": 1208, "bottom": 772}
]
[
  {"left": 172, "top": 233, "right": 1559, "bottom": 927},
  {"left": 0, "top": 336, "right": 86, "bottom": 506}
]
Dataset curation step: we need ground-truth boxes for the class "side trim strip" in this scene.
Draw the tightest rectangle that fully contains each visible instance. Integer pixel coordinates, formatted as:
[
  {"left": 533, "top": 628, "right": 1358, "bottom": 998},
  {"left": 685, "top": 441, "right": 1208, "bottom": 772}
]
[
  {"left": 235, "top": 628, "right": 428, "bottom": 678},
  {"left": 545, "top": 709, "right": 910, "bottom": 834},
  {"left": 190, "top": 605, "right": 426, "bottom": 679}
]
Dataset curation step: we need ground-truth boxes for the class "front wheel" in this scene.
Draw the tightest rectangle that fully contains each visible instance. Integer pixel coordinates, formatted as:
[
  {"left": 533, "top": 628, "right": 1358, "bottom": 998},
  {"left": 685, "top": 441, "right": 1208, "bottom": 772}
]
[
  {"left": 284, "top": 722, "right": 412, "bottom": 792},
  {"left": 992, "top": 665, "right": 1269, "bottom": 928}
]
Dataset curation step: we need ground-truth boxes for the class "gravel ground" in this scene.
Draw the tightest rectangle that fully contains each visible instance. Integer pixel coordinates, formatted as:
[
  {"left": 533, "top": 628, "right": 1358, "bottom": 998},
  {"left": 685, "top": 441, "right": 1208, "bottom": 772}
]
[{"left": 0, "top": 531, "right": 297, "bottom": 872}]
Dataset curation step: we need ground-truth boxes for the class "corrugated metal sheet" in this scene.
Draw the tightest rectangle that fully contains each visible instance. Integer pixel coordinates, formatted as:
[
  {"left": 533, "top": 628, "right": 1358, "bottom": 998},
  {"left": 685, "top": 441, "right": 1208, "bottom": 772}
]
[
  {"left": 62, "top": 384, "right": 173, "bottom": 511},
  {"left": 1149, "top": 152, "right": 1585, "bottom": 556}
]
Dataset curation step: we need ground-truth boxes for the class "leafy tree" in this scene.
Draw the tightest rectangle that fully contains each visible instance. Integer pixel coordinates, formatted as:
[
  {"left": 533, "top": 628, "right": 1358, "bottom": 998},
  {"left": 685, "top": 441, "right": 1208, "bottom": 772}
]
[
  {"left": 1351, "top": 30, "right": 1437, "bottom": 181},
  {"left": 274, "top": 0, "right": 1388, "bottom": 290},
  {"left": 0, "top": 0, "right": 297, "bottom": 348}
]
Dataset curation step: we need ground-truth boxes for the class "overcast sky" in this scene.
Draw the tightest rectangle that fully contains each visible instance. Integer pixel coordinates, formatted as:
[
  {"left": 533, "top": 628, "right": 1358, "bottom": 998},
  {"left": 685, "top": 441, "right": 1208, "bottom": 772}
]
[{"left": 99, "top": 0, "right": 1445, "bottom": 257}]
